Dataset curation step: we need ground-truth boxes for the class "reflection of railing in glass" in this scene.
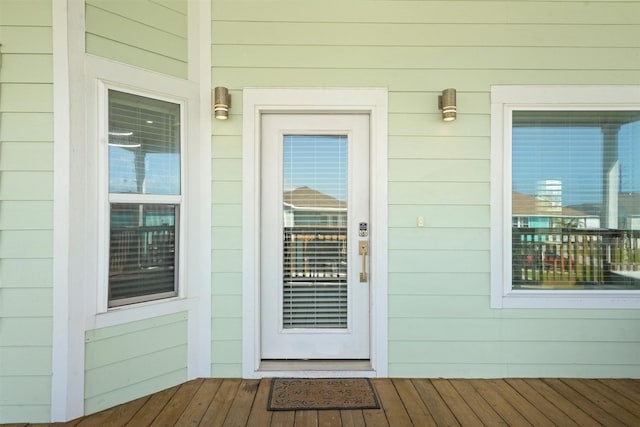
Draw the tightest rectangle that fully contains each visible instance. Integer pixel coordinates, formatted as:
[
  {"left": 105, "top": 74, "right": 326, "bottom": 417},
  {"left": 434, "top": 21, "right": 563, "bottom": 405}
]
[
  {"left": 283, "top": 225, "right": 347, "bottom": 279},
  {"left": 109, "top": 225, "right": 176, "bottom": 303},
  {"left": 513, "top": 228, "right": 640, "bottom": 289},
  {"left": 282, "top": 225, "right": 348, "bottom": 329}
]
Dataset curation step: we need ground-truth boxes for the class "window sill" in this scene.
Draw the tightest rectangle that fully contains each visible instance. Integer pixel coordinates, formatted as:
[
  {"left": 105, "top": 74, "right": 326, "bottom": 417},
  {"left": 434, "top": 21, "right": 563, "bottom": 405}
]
[
  {"left": 492, "top": 290, "right": 640, "bottom": 309},
  {"left": 92, "top": 297, "right": 191, "bottom": 329}
]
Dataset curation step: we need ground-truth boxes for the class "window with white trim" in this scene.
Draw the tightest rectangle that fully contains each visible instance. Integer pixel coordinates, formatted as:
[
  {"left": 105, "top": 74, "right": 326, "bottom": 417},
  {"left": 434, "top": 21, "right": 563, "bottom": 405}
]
[
  {"left": 106, "top": 89, "right": 183, "bottom": 307},
  {"left": 491, "top": 86, "right": 640, "bottom": 308}
]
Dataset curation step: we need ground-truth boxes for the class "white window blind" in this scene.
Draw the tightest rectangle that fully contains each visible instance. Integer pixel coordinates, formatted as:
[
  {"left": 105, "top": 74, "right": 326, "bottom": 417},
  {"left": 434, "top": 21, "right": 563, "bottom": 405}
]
[
  {"left": 511, "top": 110, "right": 640, "bottom": 290},
  {"left": 282, "top": 135, "right": 348, "bottom": 328},
  {"left": 107, "top": 90, "right": 181, "bottom": 307},
  {"left": 108, "top": 90, "right": 180, "bottom": 195}
]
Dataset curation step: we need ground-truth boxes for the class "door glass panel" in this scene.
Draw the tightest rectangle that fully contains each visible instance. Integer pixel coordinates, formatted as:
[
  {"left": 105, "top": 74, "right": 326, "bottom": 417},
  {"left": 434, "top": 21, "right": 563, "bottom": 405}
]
[{"left": 282, "top": 135, "right": 348, "bottom": 329}]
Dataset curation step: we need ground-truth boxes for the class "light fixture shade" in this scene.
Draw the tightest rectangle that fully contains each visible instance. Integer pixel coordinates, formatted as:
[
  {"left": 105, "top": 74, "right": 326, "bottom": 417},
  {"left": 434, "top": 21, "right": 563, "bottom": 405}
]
[
  {"left": 439, "top": 88, "right": 457, "bottom": 122},
  {"left": 214, "top": 87, "right": 230, "bottom": 120}
]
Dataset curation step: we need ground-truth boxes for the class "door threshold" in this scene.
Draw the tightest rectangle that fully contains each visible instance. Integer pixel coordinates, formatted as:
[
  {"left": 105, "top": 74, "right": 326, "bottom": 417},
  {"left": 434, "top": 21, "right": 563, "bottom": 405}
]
[{"left": 259, "top": 359, "right": 374, "bottom": 376}]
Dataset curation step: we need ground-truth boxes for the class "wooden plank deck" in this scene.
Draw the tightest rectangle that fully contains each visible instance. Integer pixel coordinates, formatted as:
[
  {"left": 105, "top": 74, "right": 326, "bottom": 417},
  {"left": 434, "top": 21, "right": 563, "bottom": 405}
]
[{"left": 7, "top": 378, "right": 640, "bottom": 426}]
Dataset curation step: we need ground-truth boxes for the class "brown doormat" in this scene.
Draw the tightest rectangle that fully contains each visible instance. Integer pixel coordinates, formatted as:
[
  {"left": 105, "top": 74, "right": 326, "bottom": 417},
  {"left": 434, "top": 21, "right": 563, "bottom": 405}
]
[{"left": 267, "top": 378, "right": 380, "bottom": 411}]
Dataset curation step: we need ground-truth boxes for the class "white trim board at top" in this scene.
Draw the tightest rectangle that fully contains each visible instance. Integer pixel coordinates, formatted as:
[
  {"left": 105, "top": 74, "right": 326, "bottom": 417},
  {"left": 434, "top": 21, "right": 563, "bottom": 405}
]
[{"left": 241, "top": 87, "right": 389, "bottom": 378}]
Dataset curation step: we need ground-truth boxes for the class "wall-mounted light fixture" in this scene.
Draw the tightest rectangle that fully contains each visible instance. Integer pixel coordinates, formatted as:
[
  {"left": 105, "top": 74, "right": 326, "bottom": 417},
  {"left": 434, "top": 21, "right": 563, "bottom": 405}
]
[
  {"left": 214, "top": 87, "right": 230, "bottom": 120},
  {"left": 438, "top": 88, "right": 457, "bottom": 122}
]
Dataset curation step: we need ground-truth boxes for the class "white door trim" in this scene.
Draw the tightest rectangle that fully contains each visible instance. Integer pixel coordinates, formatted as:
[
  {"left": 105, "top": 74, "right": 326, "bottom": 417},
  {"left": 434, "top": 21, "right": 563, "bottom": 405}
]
[{"left": 242, "top": 88, "right": 388, "bottom": 378}]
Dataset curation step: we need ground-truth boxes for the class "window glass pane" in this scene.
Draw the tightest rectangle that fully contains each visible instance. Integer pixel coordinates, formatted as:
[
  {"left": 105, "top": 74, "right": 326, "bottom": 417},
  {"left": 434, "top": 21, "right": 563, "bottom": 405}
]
[
  {"left": 108, "top": 90, "right": 181, "bottom": 195},
  {"left": 282, "top": 135, "right": 348, "bottom": 329},
  {"left": 109, "top": 203, "right": 178, "bottom": 306},
  {"left": 512, "top": 111, "right": 640, "bottom": 290}
]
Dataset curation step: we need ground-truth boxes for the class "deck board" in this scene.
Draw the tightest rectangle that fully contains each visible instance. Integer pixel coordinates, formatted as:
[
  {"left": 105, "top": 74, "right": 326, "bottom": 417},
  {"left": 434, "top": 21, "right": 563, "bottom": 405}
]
[
  {"left": 449, "top": 379, "right": 507, "bottom": 426},
  {"left": 543, "top": 378, "right": 626, "bottom": 427},
  {"left": 562, "top": 378, "right": 640, "bottom": 426},
  {"left": 125, "top": 384, "right": 179, "bottom": 427},
  {"left": 17, "top": 378, "right": 639, "bottom": 426},
  {"left": 598, "top": 378, "right": 640, "bottom": 404},
  {"left": 491, "top": 379, "right": 554, "bottom": 426},
  {"left": 468, "top": 379, "right": 532, "bottom": 426},
  {"left": 245, "top": 377, "right": 273, "bottom": 426},
  {"left": 412, "top": 379, "right": 461, "bottom": 426},
  {"left": 318, "top": 410, "right": 341, "bottom": 427},
  {"left": 175, "top": 378, "right": 223, "bottom": 426},
  {"left": 371, "top": 379, "right": 412, "bottom": 426},
  {"left": 392, "top": 378, "right": 437, "bottom": 426},
  {"left": 504, "top": 378, "right": 580, "bottom": 427},
  {"left": 431, "top": 379, "right": 481, "bottom": 426},
  {"left": 150, "top": 378, "right": 203, "bottom": 427},
  {"left": 339, "top": 410, "right": 365, "bottom": 427},
  {"left": 200, "top": 378, "right": 241, "bottom": 426}
]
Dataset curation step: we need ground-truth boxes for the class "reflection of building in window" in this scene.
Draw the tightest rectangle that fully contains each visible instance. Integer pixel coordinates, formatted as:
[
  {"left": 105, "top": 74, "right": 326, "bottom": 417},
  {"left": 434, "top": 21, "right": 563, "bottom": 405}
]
[
  {"left": 512, "top": 191, "right": 600, "bottom": 229},
  {"left": 620, "top": 193, "right": 640, "bottom": 230},
  {"left": 510, "top": 110, "right": 640, "bottom": 289},
  {"left": 283, "top": 186, "right": 346, "bottom": 227},
  {"left": 535, "top": 180, "right": 562, "bottom": 215},
  {"left": 281, "top": 186, "right": 348, "bottom": 328}
]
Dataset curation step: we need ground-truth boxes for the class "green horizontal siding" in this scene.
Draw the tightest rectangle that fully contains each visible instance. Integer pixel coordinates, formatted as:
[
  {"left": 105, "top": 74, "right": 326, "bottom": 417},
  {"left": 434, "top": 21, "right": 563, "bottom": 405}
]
[
  {"left": 212, "top": 0, "right": 640, "bottom": 379},
  {"left": 0, "top": 143, "right": 53, "bottom": 171},
  {"left": 210, "top": 114, "right": 242, "bottom": 377},
  {"left": 215, "top": 68, "right": 640, "bottom": 92},
  {"left": 84, "top": 312, "right": 188, "bottom": 415},
  {"left": 389, "top": 136, "right": 490, "bottom": 160},
  {"left": 388, "top": 182, "right": 490, "bottom": 205},
  {"left": 211, "top": 227, "right": 241, "bottom": 250},
  {"left": 0, "top": 346, "right": 52, "bottom": 375},
  {"left": 213, "top": 1, "right": 640, "bottom": 25},
  {"left": 0, "top": 288, "right": 52, "bottom": 317},
  {"left": 213, "top": 45, "right": 640, "bottom": 71},
  {"left": 213, "top": 22, "right": 640, "bottom": 48},
  {"left": 0, "top": 202, "right": 52, "bottom": 230},
  {"left": 388, "top": 205, "right": 490, "bottom": 229},
  {"left": 85, "top": 0, "right": 188, "bottom": 78},
  {"left": 0, "top": 172, "right": 53, "bottom": 200},
  {"left": 0, "top": 113, "right": 53, "bottom": 141},
  {"left": 390, "top": 341, "right": 640, "bottom": 366},
  {"left": 390, "top": 318, "right": 640, "bottom": 342},
  {"left": 389, "top": 228, "right": 490, "bottom": 251},
  {"left": 0, "top": 58, "right": 53, "bottom": 86},
  {"left": 0, "top": 0, "right": 51, "bottom": 25},
  {"left": 87, "top": 0, "right": 187, "bottom": 36},
  {"left": 0, "top": 27, "right": 52, "bottom": 53},
  {"left": 0, "top": 84, "right": 53, "bottom": 111},
  {"left": 0, "top": 0, "right": 53, "bottom": 422},
  {"left": 0, "top": 318, "right": 53, "bottom": 347},
  {"left": 0, "top": 376, "right": 51, "bottom": 407},
  {"left": 0, "top": 259, "right": 52, "bottom": 287},
  {"left": 389, "top": 159, "right": 489, "bottom": 182}
]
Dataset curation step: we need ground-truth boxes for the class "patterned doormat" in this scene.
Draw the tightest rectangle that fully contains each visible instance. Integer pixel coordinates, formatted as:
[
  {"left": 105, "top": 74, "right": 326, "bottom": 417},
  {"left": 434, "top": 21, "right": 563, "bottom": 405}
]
[{"left": 267, "top": 378, "right": 380, "bottom": 411}]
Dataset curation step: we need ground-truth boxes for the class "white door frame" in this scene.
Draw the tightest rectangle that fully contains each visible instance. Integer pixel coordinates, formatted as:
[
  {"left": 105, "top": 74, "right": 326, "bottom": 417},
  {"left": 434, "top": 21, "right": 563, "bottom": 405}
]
[{"left": 242, "top": 88, "right": 388, "bottom": 378}]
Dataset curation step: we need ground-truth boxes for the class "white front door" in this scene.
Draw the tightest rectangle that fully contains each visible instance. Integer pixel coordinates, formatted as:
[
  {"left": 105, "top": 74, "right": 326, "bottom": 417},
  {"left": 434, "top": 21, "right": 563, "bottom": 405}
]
[{"left": 260, "top": 113, "right": 371, "bottom": 360}]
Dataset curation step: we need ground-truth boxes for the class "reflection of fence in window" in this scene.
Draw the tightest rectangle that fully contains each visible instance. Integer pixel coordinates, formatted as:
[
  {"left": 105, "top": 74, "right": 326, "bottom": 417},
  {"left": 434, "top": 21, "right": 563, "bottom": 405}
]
[
  {"left": 283, "top": 226, "right": 347, "bottom": 280},
  {"left": 109, "top": 225, "right": 176, "bottom": 302},
  {"left": 110, "top": 225, "right": 175, "bottom": 272},
  {"left": 513, "top": 228, "right": 640, "bottom": 288},
  {"left": 282, "top": 226, "right": 348, "bottom": 329}
]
